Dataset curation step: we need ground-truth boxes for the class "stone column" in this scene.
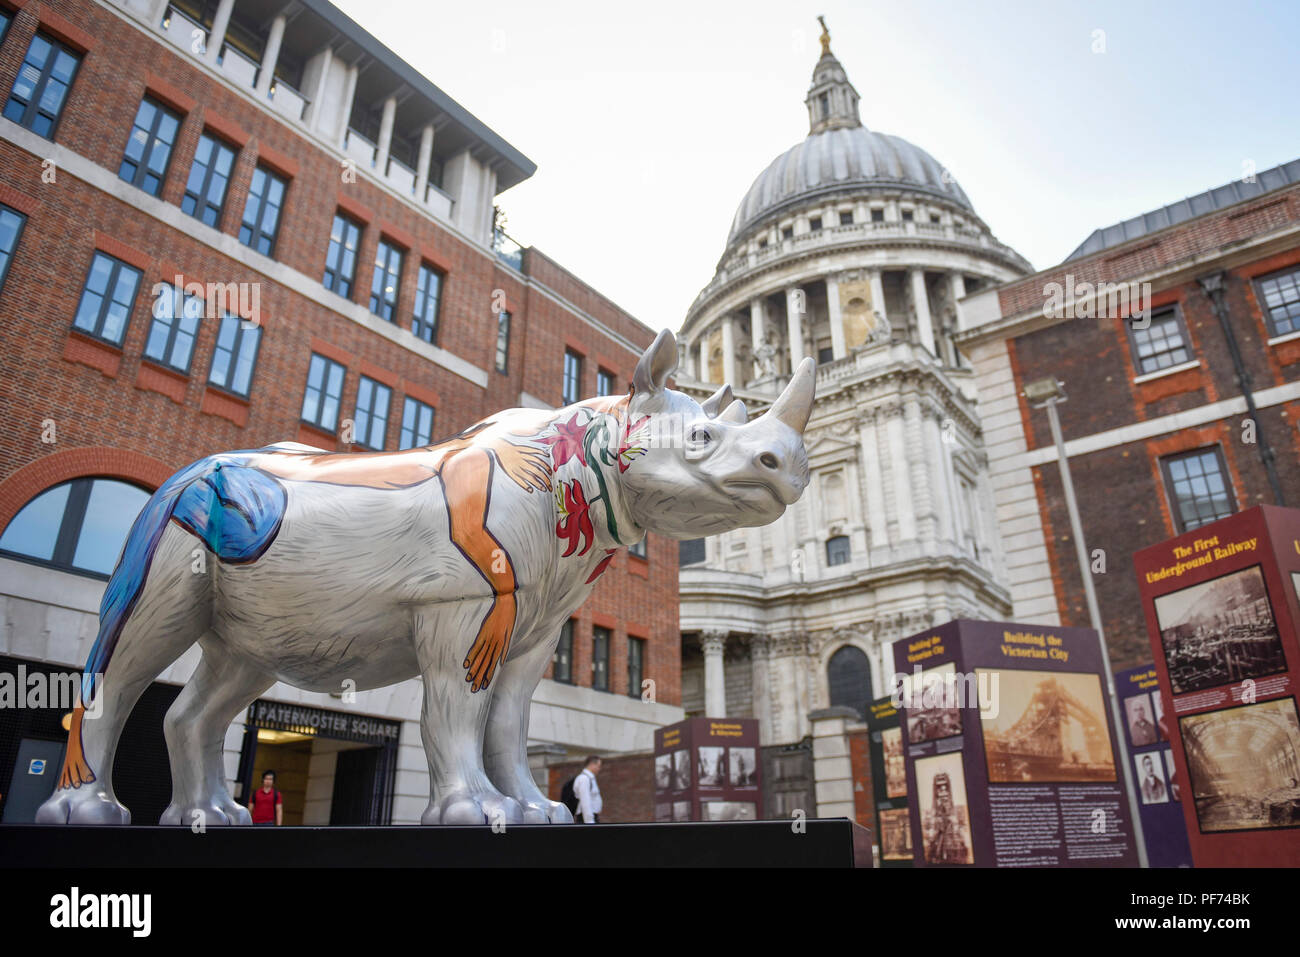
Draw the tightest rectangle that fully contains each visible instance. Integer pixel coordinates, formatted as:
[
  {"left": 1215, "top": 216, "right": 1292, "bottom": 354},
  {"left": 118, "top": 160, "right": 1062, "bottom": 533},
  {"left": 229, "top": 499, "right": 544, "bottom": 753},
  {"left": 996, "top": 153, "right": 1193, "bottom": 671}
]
[
  {"left": 721, "top": 314, "right": 738, "bottom": 387},
  {"left": 809, "top": 706, "right": 859, "bottom": 819},
  {"left": 204, "top": 0, "right": 235, "bottom": 62},
  {"left": 869, "top": 270, "right": 888, "bottom": 339},
  {"left": 859, "top": 410, "right": 890, "bottom": 555},
  {"left": 886, "top": 404, "right": 916, "bottom": 541},
  {"left": 255, "top": 14, "right": 286, "bottom": 97},
  {"left": 335, "top": 62, "right": 358, "bottom": 148},
  {"left": 414, "top": 123, "right": 436, "bottom": 199},
  {"left": 750, "top": 634, "right": 772, "bottom": 746},
  {"left": 826, "top": 274, "right": 847, "bottom": 359},
  {"left": 786, "top": 287, "right": 805, "bottom": 368},
  {"left": 375, "top": 95, "right": 398, "bottom": 172},
  {"left": 749, "top": 298, "right": 766, "bottom": 380},
  {"left": 696, "top": 338, "right": 709, "bottom": 383},
  {"left": 910, "top": 268, "right": 936, "bottom": 355},
  {"left": 701, "top": 630, "right": 728, "bottom": 718}
]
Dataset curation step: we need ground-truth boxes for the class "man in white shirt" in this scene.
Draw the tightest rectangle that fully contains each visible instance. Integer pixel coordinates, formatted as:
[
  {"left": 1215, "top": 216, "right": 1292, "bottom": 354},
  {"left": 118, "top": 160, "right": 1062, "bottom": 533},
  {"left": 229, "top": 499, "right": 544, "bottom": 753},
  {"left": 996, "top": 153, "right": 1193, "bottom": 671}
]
[{"left": 573, "top": 755, "right": 603, "bottom": 823}]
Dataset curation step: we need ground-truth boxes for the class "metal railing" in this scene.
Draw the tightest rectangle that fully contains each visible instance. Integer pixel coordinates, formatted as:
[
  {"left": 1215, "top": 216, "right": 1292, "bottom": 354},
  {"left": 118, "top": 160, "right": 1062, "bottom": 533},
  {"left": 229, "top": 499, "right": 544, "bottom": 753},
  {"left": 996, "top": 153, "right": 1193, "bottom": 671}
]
[
  {"left": 343, "top": 128, "right": 377, "bottom": 169},
  {"left": 218, "top": 42, "right": 259, "bottom": 88},
  {"left": 493, "top": 230, "right": 524, "bottom": 271}
]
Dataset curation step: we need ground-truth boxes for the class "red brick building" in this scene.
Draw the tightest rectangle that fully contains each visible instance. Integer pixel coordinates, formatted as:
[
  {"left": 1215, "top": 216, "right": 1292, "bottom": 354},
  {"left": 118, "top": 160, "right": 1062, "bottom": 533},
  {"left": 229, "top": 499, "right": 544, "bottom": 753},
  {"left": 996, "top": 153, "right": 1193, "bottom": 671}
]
[
  {"left": 958, "top": 160, "right": 1300, "bottom": 668},
  {"left": 0, "top": 0, "right": 680, "bottom": 825}
]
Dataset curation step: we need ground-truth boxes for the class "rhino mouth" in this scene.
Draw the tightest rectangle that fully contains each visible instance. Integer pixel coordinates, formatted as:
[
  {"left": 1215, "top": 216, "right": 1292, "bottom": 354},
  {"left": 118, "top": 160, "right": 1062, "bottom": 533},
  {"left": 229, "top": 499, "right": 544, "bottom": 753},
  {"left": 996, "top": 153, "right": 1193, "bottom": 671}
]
[{"left": 726, "top": 480, "right": 784, "bottom": 507}]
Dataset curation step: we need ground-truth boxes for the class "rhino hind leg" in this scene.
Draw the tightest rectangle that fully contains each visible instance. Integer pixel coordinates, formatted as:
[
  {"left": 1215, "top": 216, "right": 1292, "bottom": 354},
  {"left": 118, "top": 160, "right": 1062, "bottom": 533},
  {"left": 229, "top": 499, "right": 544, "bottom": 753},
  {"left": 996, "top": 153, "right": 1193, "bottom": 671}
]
[{"left": 160, "top": 634, "right": 274, "bottom": 827}]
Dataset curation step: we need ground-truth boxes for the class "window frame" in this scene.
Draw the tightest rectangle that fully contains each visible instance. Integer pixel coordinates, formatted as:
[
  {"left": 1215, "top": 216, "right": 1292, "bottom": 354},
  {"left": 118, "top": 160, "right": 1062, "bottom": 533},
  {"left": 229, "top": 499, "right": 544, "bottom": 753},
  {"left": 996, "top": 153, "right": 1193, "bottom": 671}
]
[
  {"left": 553, "top": 619, "right": 574, "bottom": 684},
  {"left": 398, "top": 395, "right": 436, "bottom": 450},
  {"left": 0, "top": 477, "right": 151, "bottom": 580},
  {"left": 118, "top": 95, "right": 182, "bottom": 197},
  {"left": 1253, "top": 265, "right": 1300, "bottom": 339},
  {"left": 143, "top": 283, "right": 203, "bottom": 374},
  {"left": 238, "top": 164, "right": 288, "bottom": 257},
  {"left": 181, "top": 131, "right": 238, "bottom": 228},
  {"left": 71, "top": 251, "right": 143, "bottom": 346},
  {"left": 0, "top": 203, "right": 28, "bottom": 300},
  {"left": 626, "top": 636, "right": 645, "bottom": 699},
  {"left": 411, "top": 261, "right": 443, "bottom": 344},
  {"left": 591, "top": 625, "right": 610, "bottom": 691},
  {"left": 323, "top": 212, "right": 362, "bottom": 298},
  {"left": 368, "top": 237, "right": 404, "bottom": 321},
  {"left": 826, "top": 534, "right": 851, "bottom": 567},
  {"left": 301, "top": 352, "right": 347, "bottom": 433},
  {"left": 1159, "top": 445, "right": 1237, "bottom": 534},
  {"left": 206, "top": 311, "right": 262, "bottom": 398},
  {"left": 596, "top": 367, "right": 615, "bottom": 396},
  {"left": 3, "top": 32, "right": 81, "bottom": 138},
  {"left": 352, "top": 374, "right": 392, "bottom": 451},
  {"left": 562, "top": 348, "right": 583, "bottom": 405},
  {"left": 495, "top": 310, "right": 511, "bottom": 373},
  {"left": 0, "top": 8, "right": 12, "bottom": 46},
  {"left": 1125, "top": 305, "right": 1193, "bottom": 376}
]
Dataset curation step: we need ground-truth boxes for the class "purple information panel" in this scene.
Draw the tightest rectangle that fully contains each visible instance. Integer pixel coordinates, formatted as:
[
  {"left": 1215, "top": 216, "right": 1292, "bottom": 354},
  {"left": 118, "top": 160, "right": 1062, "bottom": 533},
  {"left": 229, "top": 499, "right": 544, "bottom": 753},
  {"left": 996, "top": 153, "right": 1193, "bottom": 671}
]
[{"left": 653, "top": 717, "right": 762, "bottom": 823}]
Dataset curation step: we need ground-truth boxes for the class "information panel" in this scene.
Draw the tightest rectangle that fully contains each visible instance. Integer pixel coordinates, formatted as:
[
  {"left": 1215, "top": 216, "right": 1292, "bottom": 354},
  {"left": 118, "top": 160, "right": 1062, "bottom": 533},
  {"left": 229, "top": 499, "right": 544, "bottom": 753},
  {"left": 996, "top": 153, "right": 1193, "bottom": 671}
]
[
  {"left": 892, "top": 620, "right": 1139, "bottom": 867},
  {"left": 653, "top": 717, "right": 762, "bottom": 823},
  {"left": 866, "top": 696, "right": 913, "bottom": 867},
  {"left": 1134, "top": 504, "right": 1300, "bottom": 867}
]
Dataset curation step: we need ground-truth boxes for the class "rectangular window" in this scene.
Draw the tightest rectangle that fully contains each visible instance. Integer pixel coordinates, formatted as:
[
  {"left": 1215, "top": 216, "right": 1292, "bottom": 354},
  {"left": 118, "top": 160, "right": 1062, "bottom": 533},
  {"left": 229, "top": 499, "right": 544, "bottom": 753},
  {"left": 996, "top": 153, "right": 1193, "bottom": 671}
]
[
  {"left": 0, "top": 204, "right": 28, "bottom": 298},
  {"left": 412, "top": 262, "right": 443, "bottom": 343},
  {"left": 1127, "top": 307, "right": 1192, "bottom": 375},
  {"left": 143, "top": 284, "right": 202, "bottom": 373},
  {"left": 809, "top": 216, "right": 822, "bottom": 232},
  {"left": 301, "top": 353, "right": 346, "bottom": 432},
  {"left": 592, "top": 626, "right": 610, "bottom": 691},
  {"left": 553, "top": 620, "right": 574, "bottom": 684},
  {"left": 596, "top": 368, "right": 615, "bottom": 396},
  {"left": 562, "top": 349, "right": 583, "bottom": 405},
  {"left": 838, "top": 210, "right": 853, "bottom": 226},
  {"left": 627, "top": 637, "right": 644, "bottom": 699},
  {"left": 826, "top": 535, "right": 851, "bottom": 566},
  {"left": 72, "top": 252, "right": 142, "bottom": 346},
  {"left": 369, "top": 238, "right": 403, "bottom": 320},
  {"left": 679, "top": 538, "right": 706, "bottom": 566},
  {"left": 207, "top": 312, "right": 261, "bottom": 398},
  {"left": 870, "top": 208, "right": 884, "bottom": 223},
  {"left": 182, "top": 132, "right": 237, "bottom": 228},
  {"left": 817, "top": 346, "right": 834, "bottom": 365},
  {"left": 119, "top": 96, "right": 181, "bottom": 197},
  {"left": 352, "top": 375, "right": 392, "bottom": 450},
  {"left": 323, "top": 212, "right": 362, "bottom": 298},
  {"left": 901, "top": 209, "right": 914, "bottom": 222},
  {"left": 1255, "top": 266, "right": 1300, "bottom": 338},
  {"left": 4, "top": 33, "right": 81, "bottom": 138},
  {"left": 398, "top": 396, "right": 435, "bottom": 450},
  {"left": 930, "top": 214, "right": 941, "bottom": 224},
  {"left": 0, "top": 9, "right": 11, "bottom": 44},
  {"left": 781, "top": 226, "right": 794, "bottom": 240},
  {"left": 239, "top": 165, "right": 287, "bottom": 257},
  {"left": 495, "top": 310, "right": 511, "bottom": 373},
  {"left": 1160, "top": 447, "right": 1236, "bottom": 533}
]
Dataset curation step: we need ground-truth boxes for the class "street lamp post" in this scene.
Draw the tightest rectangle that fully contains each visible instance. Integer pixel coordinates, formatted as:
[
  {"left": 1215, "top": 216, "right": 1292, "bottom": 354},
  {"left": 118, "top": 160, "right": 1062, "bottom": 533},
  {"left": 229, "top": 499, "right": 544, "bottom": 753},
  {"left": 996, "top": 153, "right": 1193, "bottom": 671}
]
[{"left": 1023, "top": 376, "right": 1149, "bottom": 868}]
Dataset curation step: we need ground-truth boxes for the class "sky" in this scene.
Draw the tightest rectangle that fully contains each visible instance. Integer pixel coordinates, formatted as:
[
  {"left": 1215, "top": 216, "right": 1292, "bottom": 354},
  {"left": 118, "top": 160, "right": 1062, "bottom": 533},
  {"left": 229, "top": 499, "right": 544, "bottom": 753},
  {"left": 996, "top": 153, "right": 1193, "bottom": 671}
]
[{"left": 332, "top": 0, "right": 1300, "bottom": 332}]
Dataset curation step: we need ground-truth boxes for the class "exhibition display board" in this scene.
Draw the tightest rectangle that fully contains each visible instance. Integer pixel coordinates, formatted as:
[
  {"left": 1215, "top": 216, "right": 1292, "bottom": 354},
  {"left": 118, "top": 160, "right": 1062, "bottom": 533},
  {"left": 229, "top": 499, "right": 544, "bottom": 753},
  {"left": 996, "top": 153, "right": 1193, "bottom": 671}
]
[
  {"left": 653, "top": 717, "right": 762, "bottom": 822},
  {"left": 892, "top": 620, "right": 1139, "bottom": 867},
  {"left": 1134, "top": 504, "right": 1300, "bottom": 867},
  {"left": 866, "top": 696, "right": 914, "bottom": 867},
  {"left": 1114, "top": 663, "right": 1193, "bottom": 867}
]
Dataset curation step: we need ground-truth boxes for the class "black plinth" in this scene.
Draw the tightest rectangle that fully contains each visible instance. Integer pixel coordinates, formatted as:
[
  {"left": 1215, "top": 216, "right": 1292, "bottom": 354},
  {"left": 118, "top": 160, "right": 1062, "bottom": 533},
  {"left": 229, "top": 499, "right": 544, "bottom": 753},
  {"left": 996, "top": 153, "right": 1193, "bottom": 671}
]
[{"left": 1, "top": 819, "right": 873, "bottom": 868}]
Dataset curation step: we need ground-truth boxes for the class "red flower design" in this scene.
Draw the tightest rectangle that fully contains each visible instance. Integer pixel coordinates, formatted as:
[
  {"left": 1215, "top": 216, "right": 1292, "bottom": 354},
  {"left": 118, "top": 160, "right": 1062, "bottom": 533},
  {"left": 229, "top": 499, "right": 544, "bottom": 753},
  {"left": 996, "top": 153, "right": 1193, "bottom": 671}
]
[
  {"left": 617, "top": 413, "right": 651, "bottom": 473},
  {"left": 541, "top": 414, "right": 588, "bottom": 468},
  {"left": 586, "top": 549, "right": 617, "bottom": 584},
  {"left": 556, "top": 480, "right": 595, "bottom": 557}
]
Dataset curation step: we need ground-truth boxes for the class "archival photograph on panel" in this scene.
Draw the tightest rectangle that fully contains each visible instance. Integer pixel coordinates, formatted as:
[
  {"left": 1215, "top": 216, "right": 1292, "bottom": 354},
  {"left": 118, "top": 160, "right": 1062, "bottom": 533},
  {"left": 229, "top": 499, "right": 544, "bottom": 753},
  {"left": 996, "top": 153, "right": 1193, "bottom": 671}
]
[
  {"left": 1155, "top": 565, "right": 1287, "bottom": 695},
  {"left": 655, "top": 753, "right": 673, "bottom": 791},
  {"left": 915, "top": 751, "right": 974, "bottom": 865},
  {"left": 976, "top": 669, "right": 1116, "bottom": 783},
  {"left": 671, "top": 749, "right": 690, "bottom": 791},
  {"left": 882, "top": 726, "right": 907, "bottom": 798},
  {"left": 1134, "top": 752, "right": 1169, "bottom": 804},
  {"left": 654, "top": 802, "right": 672, "bottom": 822},
  {"left": 700, "top": 801, "right": 757, "bottom": 822},
  {"left": 1124, "top": 692, "right": 1159, "bottom": 747},
  {"left": 1180, "top": 697, "right": 1300, "bottom": 833},
  {"left": 672, "top": 800, "right": 691, "bottom": 822},
  {"left": 879, "top": 807, "right": 914, "bottom": 861},
  {"left": 902, "top": 661, "right": 963, "bottom": 744},
  {"left": 728, "top": 747, "right": 757, "bottom": 787},
  {"left": 697, "top": 746, "right": 725, "bottom": 787},
  {"left": 1164, "top": 748, "right": 1181, "bottom": 802}
]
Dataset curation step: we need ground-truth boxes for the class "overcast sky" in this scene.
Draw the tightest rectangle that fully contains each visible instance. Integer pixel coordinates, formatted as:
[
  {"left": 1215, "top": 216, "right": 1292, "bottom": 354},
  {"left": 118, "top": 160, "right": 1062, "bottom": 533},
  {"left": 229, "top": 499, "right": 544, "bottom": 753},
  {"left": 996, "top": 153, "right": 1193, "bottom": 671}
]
[{"left": 333, "top": 0, "right": 1300, "bottom": 332}]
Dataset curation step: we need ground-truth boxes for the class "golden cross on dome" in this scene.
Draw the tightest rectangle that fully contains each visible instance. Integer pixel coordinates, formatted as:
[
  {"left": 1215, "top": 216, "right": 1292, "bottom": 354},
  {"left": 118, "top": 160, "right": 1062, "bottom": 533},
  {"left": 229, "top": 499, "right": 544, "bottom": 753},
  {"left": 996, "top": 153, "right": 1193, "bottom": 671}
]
[{"left": 817, "top": 15, "right": 831, "bottom": 54}]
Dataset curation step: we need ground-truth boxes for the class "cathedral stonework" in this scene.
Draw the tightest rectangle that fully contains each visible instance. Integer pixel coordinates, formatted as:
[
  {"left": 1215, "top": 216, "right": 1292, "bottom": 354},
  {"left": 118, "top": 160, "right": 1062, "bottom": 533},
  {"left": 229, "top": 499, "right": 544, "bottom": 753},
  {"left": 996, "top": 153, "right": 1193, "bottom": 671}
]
[{"left": 677, "top": 24, "right": 1032, "bottom": 758}]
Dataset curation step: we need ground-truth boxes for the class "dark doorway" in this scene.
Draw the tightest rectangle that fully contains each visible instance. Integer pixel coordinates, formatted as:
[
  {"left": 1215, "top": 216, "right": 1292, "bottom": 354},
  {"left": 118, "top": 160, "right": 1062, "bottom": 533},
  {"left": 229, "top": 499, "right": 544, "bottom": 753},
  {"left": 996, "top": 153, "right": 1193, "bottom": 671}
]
[{"left": 330, "top": 746, "right": 394, "bottom": 825}]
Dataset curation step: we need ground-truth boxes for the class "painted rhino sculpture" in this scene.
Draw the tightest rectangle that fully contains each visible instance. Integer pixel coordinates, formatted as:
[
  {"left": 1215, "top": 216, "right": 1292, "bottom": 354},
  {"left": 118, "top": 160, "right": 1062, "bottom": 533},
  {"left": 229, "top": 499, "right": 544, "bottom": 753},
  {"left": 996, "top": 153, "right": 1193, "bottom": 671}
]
[{"left": 37, "top": 329, "right": 814, "bottom": 826}]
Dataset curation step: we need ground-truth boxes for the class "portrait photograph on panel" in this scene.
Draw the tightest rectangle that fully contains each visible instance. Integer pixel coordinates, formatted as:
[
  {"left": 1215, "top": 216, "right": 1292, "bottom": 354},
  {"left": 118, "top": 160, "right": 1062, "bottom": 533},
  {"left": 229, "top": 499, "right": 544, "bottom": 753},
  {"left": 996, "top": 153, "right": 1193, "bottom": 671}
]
[
  {"left": 1124, "top": 692, "right": 1158, "bottom": 747},
  {"left": 672, "top": 748, "right": 690, "bottom": 791},
  {"left": 697, "top": 746, "right": 725, "bottom": 787},
  {"left": 1134, "top": 752, "right": 1169, "bottom": 804}
]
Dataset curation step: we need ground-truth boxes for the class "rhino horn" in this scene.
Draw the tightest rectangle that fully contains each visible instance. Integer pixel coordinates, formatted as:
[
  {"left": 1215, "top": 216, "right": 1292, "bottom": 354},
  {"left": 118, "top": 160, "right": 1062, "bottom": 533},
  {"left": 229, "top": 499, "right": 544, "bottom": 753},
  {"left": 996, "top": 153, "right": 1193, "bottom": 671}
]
[
  {"left": 701, "top": 384, "right": 734, "bottom": 417},
  {"left": 718, "top": 399, "right": 748, "bottom": 424},
  {"left": 633, "top": 328, "right": 677, "bottom": 397},
  {"left": 767, "top": 357, "right": 816, "bottom": 432}
]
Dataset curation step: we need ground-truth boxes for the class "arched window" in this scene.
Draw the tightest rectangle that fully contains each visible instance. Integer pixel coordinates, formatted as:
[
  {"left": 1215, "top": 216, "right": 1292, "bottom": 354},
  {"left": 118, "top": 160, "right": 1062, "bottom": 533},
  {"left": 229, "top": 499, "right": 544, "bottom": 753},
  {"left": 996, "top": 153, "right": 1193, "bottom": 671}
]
[
  {"left": 827, "top": 645, "right": 872, "bottom": 720},
  {"left": 826, "top": 535, "right": 850, "bottom": 566},
  {"left": 0, "top": 477, "right": 150, "bottom": 577}
]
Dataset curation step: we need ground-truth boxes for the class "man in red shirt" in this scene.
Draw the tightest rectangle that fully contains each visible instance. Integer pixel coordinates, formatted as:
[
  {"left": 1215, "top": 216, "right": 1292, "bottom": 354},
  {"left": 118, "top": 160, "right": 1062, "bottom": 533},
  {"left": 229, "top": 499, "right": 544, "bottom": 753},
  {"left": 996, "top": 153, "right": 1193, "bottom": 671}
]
[{"left": 248, "top": 770, "right": 283, "bottom": 826}]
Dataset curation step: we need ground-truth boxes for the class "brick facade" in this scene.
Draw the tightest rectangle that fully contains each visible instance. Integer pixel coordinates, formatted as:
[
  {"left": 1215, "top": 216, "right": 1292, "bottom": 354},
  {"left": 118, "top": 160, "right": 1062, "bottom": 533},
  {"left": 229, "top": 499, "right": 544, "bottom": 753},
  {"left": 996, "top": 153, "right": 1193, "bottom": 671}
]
[{"left": 547, "top": 755, "right": 654, "bottom": 824}]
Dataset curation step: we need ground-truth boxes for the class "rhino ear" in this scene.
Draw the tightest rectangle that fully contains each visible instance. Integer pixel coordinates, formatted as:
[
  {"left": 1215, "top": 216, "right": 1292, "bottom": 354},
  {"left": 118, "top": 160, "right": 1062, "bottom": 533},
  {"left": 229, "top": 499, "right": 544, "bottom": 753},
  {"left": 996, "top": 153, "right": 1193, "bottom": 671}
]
[
  {"left": 633, "top": 328, "right": 677, "bottom": 397},
  {"left": 701, "top": 384, "right": 733, "bottom": 417}
]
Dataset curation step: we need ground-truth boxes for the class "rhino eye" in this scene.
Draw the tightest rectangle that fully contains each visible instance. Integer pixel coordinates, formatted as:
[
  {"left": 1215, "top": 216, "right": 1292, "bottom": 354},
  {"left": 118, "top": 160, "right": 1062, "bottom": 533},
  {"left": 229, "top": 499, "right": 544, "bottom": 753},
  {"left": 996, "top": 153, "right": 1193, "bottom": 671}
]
[{"left": 687, "top": 426, "right": 713, "bottom": 449}]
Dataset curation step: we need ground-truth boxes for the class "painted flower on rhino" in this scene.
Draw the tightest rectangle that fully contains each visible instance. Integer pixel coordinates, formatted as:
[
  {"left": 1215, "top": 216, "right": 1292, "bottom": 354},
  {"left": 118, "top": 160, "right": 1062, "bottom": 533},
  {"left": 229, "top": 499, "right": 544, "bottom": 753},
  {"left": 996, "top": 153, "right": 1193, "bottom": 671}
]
[
  {"left": 617, "top": 414, "right": 651, "bottom": 472},
  {"left": 541, "top": 414, "right": 588, "bottom": 468},
  {"left": 555, "top": 479, "right": 594, "bottom": 557}
]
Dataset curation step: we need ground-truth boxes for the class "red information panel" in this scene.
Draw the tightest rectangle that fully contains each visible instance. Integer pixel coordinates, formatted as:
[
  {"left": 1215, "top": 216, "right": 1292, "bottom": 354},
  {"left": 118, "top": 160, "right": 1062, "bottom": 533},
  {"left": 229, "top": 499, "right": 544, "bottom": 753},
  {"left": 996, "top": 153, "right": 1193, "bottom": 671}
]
[
  {"left": 652, "top": 717, "right": 762, "bottom": 822},
  {"left": 1134, "top": 504, "right": 1300, "bottom": 867}
]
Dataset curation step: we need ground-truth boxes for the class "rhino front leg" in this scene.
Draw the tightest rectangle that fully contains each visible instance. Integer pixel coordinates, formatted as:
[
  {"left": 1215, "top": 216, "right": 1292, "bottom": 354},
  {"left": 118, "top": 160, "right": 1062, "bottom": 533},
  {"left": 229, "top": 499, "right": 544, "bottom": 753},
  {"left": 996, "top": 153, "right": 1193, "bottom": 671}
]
[
  {"left": 414, "top": 604, "right": 525, "bottom": 826},
  {"left": 484, "top": 637, "right": 574, "bottom": 824}
]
